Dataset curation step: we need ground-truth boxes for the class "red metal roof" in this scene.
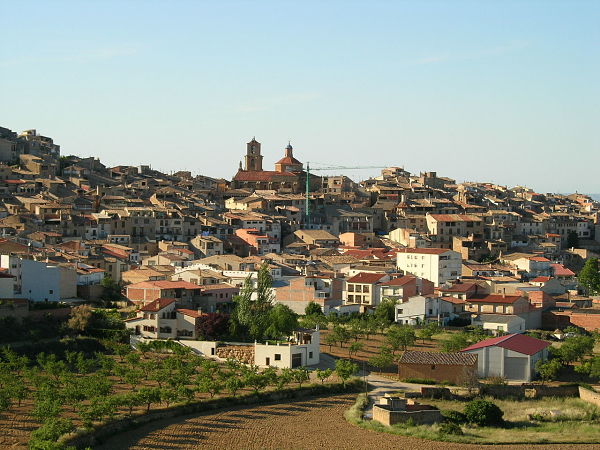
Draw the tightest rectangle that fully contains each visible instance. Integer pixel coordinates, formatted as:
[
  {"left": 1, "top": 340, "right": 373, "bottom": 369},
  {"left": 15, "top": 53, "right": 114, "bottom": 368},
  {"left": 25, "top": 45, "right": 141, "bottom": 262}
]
[
  {"left": 346, "top": 272, "right": 387, "bottom": 284},
  {"left": 461, "top": 333, "right": 550, "bottom": 356}
]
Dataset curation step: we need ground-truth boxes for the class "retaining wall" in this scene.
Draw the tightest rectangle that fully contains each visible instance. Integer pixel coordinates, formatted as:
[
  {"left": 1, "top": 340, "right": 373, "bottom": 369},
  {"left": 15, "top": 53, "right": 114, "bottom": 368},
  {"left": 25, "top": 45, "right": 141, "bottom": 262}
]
[{"left": 579, "top": 386, "right": 600, "bottom": 406}]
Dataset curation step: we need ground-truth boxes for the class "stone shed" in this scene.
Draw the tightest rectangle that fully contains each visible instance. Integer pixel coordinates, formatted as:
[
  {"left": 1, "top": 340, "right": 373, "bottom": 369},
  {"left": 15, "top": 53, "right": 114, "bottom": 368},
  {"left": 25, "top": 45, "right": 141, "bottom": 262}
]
[
  {"left": 372, "top": 394, "right": 442, "bottom": 426},
  {"left": 398, "top": 350, "right": 478, "bottom": 385}
]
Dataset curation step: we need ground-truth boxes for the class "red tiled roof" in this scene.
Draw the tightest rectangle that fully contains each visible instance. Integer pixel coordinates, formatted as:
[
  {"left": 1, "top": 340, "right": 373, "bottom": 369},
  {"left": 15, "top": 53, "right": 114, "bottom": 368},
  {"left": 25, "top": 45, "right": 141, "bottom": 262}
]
[
  {"left": 429, "top": 214, "right": 482, "bottom": 222},
  {"left": 176, "top": 308, "right": 204, "bottom": 318},
  {"left": 530, "top": 256, "right": 550, "bottom": 262},
  {"left": 468, "top": 294, "right": 523, "bottom": 304},
  {"left": 399, "top": 248, "right": 451, "bottom": 255},
  {"left": 551, "top": 263, "right": 575, "bottom": 277},
  {"left": 140, "top": 298, "right": 177, "bottom": 312},
  {"left": 346, "top": 272, "right": 387, "bottom": 284},
  {"left": 233, "top": 170, "right": 297, "bottom": 182},
  {"left": 439, "top": 282, "right": 477, "bottom": 293},
  {"left": 531, "top": 276, "right": 551, "bottom": 283},
  {"left": 275, "top": 156, "right": 302, "bottom": 166},
  {"left": 128, "top": 280, "right": 203, "bottom": 290},
  {"left": 461, "top": 333, "right": 550, "bottom": 356},
  {"left": 380, "top": 275, "right": 415, "bottom": 286}
]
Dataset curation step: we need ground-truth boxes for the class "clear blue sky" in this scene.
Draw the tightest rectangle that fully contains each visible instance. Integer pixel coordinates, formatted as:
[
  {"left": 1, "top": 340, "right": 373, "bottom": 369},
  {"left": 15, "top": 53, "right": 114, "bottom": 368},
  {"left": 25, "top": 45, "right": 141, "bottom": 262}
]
[{"left": 1, "top": 1, "right": 599, "bottom": 193}]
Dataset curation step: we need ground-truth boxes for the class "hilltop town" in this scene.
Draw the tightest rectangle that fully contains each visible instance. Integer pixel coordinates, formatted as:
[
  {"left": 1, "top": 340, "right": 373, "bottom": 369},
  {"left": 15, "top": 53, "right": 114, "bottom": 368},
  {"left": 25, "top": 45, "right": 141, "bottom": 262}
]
[
  {"left": 0, "top": 125, "right": 599, "bottom": 332},
  {"left": 2, "top": 126, "right": 600, "bottom": 448}
]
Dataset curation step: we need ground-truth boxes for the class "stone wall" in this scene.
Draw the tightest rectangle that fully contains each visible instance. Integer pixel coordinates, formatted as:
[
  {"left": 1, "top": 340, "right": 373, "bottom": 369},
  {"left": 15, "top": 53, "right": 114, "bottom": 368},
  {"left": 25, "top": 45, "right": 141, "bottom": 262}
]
[
  {"left": 481, "top": 384, "right": 579, "bottom": 399},
  {"left": 216, "top": 345, "right": 254, "bottom": 364},
  {"left": 373, "top": 405, "right": 442, "bottom": 426},
  {"left": 579, "top": 386, "right": 600, "bottom": 406},
  {"left": 398, "top": 363, "right": 477, "bottom": 385}
]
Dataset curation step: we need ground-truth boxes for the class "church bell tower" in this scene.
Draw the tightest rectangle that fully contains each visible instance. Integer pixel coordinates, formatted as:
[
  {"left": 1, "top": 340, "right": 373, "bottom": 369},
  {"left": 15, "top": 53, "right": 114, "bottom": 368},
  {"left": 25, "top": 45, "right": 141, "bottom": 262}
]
[{"left": 244, "top": 137, "right": 263, "bottom": 171}]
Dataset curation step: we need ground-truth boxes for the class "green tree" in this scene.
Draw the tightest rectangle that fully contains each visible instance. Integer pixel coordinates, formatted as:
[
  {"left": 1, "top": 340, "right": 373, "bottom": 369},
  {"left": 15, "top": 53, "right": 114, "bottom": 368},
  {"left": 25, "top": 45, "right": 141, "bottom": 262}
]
[
  {"left": 579, "top": 258, "right": 600, "bottom": 295},
  {"left": 575, "top": 356, "right": 600, "bottom": 380},
  {"left": 315, "top": 368, "right": 333, "bottom": 384},
  {"left": 348, "top": 341, "right": 364, "bottom": 359},
  {"left": 536, "top": 358, "right": 562, "bottom": 384},
  {"left": 225, "top": 377, "right": 244, "bottom": 396},
  {"left": 335, "top": 359, "right": 358, "bottom": 387},
  {"left": 101, "top": 275, "right": 122, "bottom": 302},
  {"left": 136, "top": 387, "right": 161, "bottom": 413},
  {"left": 324, "top": 333, "right": 338, "bottom": 351},
  {"left": 555, "top": 335, "right": 595, "bottom": 365},
  {"left": 368, "top": 346, "right": 394, "bottom": 373},
  {"left": 332, "top": 325, "right": 351, "bottom": 348},
  {"left": 441, "top": 333, "right": 470, "bottom": 353},
  {"left": 417, "top": 322, "right": 441, "bottom": 344},
  {"left": 305, "top": 301, "right": 323, "bottom": 316},
  {"left": 374, "top": 298, "right": 397, "bottom": 324},
  {"left": 385, "top": 325, "right": 416, "bottom": 355},
  {"left": 291, "top": 368, "right": 310, "bottom": 388},
  {"left": 464, "top": 398, "right": 504, "bottom": 426},
  {"left": 230, "top": 264, "right": 275, "bottom": 340},
  {"left": 265, "top": 304, "right": 298, "bottom": 340}
]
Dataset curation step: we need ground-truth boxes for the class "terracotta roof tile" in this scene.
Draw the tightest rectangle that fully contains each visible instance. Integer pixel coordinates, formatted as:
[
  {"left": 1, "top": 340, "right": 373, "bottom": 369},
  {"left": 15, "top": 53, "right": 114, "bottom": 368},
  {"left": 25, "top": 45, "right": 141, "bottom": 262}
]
[{"left": 399, "top": 350, "right": 477, "bottom": 366}]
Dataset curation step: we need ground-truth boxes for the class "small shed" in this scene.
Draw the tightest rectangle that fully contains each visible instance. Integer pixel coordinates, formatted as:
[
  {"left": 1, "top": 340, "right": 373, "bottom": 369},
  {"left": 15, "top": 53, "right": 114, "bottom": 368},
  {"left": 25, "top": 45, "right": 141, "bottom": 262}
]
[
  {"left": 461, "top": 333, "right": 550, "bottom": 382},
  {"left": 397, "top": 350, "right": 478, "bottom": 385}
]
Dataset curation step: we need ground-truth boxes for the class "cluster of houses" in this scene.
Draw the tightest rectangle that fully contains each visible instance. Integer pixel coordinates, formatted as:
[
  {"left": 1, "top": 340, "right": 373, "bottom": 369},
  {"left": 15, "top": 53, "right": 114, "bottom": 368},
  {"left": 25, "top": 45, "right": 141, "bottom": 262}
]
[{"left": 0, "top": 129, "right": 598, "bottom": 369}]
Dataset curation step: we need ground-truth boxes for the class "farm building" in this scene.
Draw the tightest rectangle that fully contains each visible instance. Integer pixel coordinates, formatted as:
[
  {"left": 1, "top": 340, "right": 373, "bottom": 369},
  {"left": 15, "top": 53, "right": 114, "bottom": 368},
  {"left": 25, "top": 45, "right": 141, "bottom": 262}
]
[
  {"left": 255, "top": 327, "right": 320, "bottom": 368},
  {"left": 397, "top": 350, "right": 477, "bottom": 385},
  {"left": 460, "top": 333, "right": 550, "bottom": 382}
]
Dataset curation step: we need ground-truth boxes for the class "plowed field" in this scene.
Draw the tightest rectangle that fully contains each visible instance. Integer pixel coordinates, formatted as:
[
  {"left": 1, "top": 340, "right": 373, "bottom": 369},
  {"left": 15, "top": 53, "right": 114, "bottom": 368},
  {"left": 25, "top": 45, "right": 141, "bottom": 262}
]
[{"left": 96, "top": 394, "right": 598, "bottom": 450}]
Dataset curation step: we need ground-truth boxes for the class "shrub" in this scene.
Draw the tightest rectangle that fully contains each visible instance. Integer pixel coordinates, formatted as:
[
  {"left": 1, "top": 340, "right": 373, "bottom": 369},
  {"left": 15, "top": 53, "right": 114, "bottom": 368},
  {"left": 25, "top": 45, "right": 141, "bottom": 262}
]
[
  {"left": 442, "top": 409, "right": 467, "bottom": 424},
  {"left": 439, "top": 421, "right": 463, "bottom": 435},
  {"left": 487, "top": 376, "right": 508, "bottom": 386},
  {"left": 464, "top": 398, "right": 504, "bottom": 426},
  {"left": 402, "top": 377, "right": 436, "bottom": 385}
]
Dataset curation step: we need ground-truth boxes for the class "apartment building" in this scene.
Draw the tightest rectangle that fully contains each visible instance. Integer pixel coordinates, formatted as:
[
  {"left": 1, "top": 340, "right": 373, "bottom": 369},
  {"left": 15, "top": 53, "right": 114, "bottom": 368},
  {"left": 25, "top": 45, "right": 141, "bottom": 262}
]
[{"left": 396, "top": 248, "right": 462, "bottom": 286}]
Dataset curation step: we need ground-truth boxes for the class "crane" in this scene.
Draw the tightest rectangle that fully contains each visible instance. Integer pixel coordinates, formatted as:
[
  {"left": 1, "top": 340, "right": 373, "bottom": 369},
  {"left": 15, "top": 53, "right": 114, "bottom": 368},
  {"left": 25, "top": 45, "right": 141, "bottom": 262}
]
[{"left": 303, "top": 162, "right": 388, "bottom": 223}]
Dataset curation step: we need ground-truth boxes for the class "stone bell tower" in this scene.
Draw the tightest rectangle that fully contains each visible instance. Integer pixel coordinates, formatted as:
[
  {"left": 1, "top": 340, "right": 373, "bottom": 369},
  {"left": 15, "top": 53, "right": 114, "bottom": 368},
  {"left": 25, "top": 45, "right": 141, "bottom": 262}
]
[{"left": 244, "top": 137, "right": 263, "bottom": 172}]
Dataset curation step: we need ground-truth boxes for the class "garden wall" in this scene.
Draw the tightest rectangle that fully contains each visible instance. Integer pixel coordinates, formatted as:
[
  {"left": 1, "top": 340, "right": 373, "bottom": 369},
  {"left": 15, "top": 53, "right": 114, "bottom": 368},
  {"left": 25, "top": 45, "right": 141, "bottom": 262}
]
[
  {"left": 372, "top": 405, "right": 442, "bottom": 426},
  {"left": 579, "top": 386, "right": 600, "bottom": 407}
]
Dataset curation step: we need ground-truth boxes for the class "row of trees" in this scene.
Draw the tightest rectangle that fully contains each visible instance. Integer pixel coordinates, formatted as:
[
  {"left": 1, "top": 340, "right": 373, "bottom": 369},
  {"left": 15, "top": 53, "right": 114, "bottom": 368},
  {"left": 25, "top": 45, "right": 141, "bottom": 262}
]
[
  {"left": 536, "top": 330, "right": 598, "bottom": 383},
  {"left": 0, "top": 338, "right": 359, "bottom": 449}
]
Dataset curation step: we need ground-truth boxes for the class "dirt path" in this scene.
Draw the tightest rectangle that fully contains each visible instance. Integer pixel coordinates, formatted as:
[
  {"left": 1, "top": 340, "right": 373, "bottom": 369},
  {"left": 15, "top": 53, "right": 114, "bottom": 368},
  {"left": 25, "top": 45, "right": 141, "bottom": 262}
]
[{"left": 95, "top": 394, "right": 600, "bottom": 450}]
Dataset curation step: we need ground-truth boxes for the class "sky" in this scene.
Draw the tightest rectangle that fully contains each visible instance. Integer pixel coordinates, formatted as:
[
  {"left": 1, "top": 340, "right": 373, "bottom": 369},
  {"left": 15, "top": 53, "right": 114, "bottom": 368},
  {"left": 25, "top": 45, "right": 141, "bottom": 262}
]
[{"left": 1, "top": 1, "right": 599, "bottom": 194}]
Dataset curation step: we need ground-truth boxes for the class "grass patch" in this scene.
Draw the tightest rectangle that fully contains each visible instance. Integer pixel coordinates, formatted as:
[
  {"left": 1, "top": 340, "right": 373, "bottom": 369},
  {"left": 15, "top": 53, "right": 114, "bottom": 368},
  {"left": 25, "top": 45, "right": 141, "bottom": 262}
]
[{"left": 344, "top": 394, "right": 600, "bottom": 444}]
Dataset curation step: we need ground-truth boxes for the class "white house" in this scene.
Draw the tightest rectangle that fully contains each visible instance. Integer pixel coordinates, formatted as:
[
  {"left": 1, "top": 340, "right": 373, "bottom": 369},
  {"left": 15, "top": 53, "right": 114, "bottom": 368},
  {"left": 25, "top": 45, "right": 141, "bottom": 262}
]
[
  {"left": 470, "top": 314, "right": 526, "bottom": 335},
  {"left": 254, "top": 328, "right": 320, "bottom": 368},
  {"left": 394, "top": 295, "right": 458, "bottom": 325},
  {"left": 125, "top": 298, "right": 203, "bottom": 339},
  {"left": 461, "top": 333, "right": 550, "bottom": 382},
  {"left": 0, "top": 255, "right": 77, "bottom": 302},
  {"left": 396, "top": 248, "right": 462, "bottom": 286}
]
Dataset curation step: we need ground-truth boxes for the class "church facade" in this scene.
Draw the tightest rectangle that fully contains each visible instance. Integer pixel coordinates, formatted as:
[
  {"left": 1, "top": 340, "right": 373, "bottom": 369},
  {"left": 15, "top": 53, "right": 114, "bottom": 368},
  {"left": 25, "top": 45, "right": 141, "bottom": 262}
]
[{"left": 232, "top": 138, "right": 318, "bottom": 193}]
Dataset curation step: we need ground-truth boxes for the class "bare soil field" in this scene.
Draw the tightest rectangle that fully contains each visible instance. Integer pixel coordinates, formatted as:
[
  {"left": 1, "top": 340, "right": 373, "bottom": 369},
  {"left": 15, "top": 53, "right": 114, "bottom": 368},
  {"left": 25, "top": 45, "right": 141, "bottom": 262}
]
[
  {"left": 95, "top": 393, "right": 598, "bottom": 450},
  {"left": 320, "top": 330, "right": 450, "bottom": 375}
]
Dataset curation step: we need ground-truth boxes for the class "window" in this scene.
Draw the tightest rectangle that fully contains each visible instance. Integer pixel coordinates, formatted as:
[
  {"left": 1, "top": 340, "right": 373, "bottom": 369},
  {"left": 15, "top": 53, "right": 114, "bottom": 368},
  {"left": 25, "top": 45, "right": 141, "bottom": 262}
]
[
  {"left": 398, "top": 309, "right": 403, "bottom": 314},
  {"left": 431, "top": 365, "right": 436, "bottom": 370},
  {"left": 309, "top": 352, "right": 313, "bottom": 358},
  {"left": 274, "top": 354, "right": 281, "bottom": 361},
  {"left": 49, "top": 290, "right": 54, "bottom": 294}
]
